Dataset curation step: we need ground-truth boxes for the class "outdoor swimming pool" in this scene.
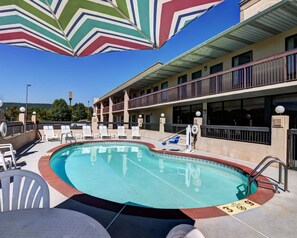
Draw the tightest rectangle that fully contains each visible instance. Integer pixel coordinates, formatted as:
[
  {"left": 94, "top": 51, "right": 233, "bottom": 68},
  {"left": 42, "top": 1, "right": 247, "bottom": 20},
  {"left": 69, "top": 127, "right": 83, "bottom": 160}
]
[{"left": 50, "top": 142, "right": 257, "bottom": 209}]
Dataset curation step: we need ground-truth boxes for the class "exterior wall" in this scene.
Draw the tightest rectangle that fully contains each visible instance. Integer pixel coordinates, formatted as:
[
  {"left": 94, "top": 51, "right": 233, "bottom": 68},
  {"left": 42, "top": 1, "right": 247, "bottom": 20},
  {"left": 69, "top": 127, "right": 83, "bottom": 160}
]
[
  {"left": 0, "top": 130, "right": 37, "bottom": 151},
  {"left": 194, "top": 116, "right": 289, "bottom": 165},
  {"left": 240, "top": 0, "right": 282, "bottom": 21},
  {"left": 136, "top": 106, "right": 173, "bottom": 124}
]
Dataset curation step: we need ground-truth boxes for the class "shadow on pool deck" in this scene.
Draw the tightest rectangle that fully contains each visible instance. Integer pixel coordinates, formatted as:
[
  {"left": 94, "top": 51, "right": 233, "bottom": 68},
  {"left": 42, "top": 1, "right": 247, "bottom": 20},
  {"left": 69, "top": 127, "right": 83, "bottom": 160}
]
[{"left": 55, "top": 194, "right": 194, "bottom": 238}]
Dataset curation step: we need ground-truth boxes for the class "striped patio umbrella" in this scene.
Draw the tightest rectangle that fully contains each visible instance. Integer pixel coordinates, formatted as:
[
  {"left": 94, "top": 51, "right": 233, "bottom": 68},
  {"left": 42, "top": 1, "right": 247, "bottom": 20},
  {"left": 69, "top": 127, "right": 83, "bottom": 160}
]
[{"left": 0, "top": 0, "right": 223, "bottom": 56}]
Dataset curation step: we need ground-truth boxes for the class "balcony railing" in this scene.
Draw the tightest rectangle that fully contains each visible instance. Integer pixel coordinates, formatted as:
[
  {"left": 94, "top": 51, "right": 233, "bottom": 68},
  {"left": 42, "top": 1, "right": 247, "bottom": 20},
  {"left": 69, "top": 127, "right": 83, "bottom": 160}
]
[
  {"left": 129, "top": 49, "right": 297, "bottom": 109},
  {"left": 201, "top": 125, "right": 271, "bottom": 145},
  {"left": 103, "top": 106, "right": 109, "bottom": 114},
  {"left": 112, "top": 102, "right": 124, "bottom": 112}
]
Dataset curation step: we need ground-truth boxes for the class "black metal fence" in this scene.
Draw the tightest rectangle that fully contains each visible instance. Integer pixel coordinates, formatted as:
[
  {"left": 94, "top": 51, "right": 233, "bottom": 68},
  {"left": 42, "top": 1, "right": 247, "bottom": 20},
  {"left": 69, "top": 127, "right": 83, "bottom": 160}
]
[
  {"left": 201, "top": 125, "right": 271, "bottom": 145},
  {"left": 6, "top": 122, "right": 23, "bottom": 136},
  {"left": 287, "top": 129, "right": 297, "bottom": 170},
  {"left": 164, "top": 124, "right": 188, "bottom": 134}
]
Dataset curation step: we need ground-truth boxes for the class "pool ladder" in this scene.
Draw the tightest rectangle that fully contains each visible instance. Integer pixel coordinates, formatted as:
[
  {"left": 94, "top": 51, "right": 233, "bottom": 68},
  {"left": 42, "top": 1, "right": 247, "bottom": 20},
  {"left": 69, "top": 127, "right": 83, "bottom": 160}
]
[
  {"left": 246, "top": 155, "right": 289, "bottom": 196},
  {"left": 60, "top": 132, "right": 77, "bottom": 144}
]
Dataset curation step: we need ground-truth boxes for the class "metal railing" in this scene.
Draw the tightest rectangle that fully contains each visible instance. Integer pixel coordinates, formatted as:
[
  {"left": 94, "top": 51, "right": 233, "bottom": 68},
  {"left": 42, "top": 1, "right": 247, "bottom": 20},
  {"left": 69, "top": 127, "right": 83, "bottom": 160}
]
[
  {"left": 164, "top": 124, "right": 188, "bottom": 134},
  {"left": 112, "top": 102, "right": 124, "bottom": 112},
  {"left": 142, "top": 123, "right": 159, "bottom": 131},
  {"left": 103, "top": 106, "right": 109, "bottom": 114},
  {"left": 26, "top": 121, "right": 34, "bottom": 131},
  {"left": 287, "top": 129, "right": 297, "bottom": 170},
  {"left": 247, "top": 155, "right": 289, "bottom": 196},
  {"left": 129, "top": 48, "right": 297, "bottom": 109},
  {"left": 6, "top": 122, "right": 23, "bottom": 136},
  {"left": 201, "top": 125, "right": 271, "bottom": 145}
]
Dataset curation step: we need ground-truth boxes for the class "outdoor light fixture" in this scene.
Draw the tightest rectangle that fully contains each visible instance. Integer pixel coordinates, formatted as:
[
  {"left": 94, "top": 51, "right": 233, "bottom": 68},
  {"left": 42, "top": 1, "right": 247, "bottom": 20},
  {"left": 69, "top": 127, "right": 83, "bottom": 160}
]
[
  {"left": 32, "top": 111, "right": 36, "bottom": 115},
  {"left": 93, "top": 113, "right": 97, "bottom": 117},
  {"left": 20, "top": 107, "right": 26, "bottom": 113},
  {"left": 139, "top": 115, "right": 142, "bottom": 118},
  {"left": 204, "top": 65, "right": 208, "bottom": 71},
  {"left": 275, "top": 105, "right": 285, "bottom": 115},
  {"left": 160, "top": 113, "right": 165, "bottom": 117},
  {"left": 0, "top": 99, "right": 3, "bottom": 107},
  {"left": 195, "top": 111, "right": 201, "bottom": 117}
]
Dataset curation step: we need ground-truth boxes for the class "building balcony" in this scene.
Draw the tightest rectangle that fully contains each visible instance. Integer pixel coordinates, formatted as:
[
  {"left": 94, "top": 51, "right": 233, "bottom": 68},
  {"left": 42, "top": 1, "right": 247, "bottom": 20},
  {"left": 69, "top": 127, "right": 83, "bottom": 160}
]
[
  {"left": 112, "top": 102, "right": 124, "bottom": 112},
  {"left": 103, "top": 106, "right": 109, "bottom": 114},
  {"left": 128, "top": 49, "right": 297, "bottom": 109}
]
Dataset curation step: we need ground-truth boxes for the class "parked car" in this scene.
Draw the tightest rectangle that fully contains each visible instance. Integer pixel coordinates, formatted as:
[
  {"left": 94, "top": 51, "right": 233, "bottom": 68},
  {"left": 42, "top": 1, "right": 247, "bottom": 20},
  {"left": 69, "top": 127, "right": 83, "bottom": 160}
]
[{"left": 70, "top": 120, "right": 90, "bottom": 128}]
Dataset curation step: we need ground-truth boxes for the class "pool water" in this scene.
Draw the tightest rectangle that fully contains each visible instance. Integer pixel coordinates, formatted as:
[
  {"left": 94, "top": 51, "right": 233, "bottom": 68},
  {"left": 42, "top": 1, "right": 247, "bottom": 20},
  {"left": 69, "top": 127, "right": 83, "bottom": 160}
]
[{"left": 50, "top": 142, "right": 257, "bottom": 209}]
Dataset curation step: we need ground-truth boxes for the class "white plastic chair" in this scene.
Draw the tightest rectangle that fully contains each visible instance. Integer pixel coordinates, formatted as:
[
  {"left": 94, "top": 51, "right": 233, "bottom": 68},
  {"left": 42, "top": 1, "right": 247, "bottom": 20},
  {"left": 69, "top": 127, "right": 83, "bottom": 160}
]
[
  {"left": 166, "top": 224, "right": 205, "bottom": 238},
  {"left": 43, "top": 125, "right": 59, "bottom": 141},
  {"left": 0, "top": 169, "right": 50, "bottom": 211},
  {"left": 82, "top": 125, "right": 94, "bottom": 139},
  {"left": 0, "top": 143, "right": 17, "bottom": 168},
  {"left": 117, "top": 126, "right": 127, "bottom": 139},
  {"left": 132, "top": 126, "right": 141, "bottom": 139},
  {"left": 99, "top": 126, "right": 111, "bottom": 139}
]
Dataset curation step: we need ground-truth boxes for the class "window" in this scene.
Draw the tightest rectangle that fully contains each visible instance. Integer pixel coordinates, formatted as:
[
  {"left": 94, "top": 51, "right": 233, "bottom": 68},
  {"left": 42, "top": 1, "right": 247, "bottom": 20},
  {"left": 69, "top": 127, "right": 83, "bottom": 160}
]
[
  {"left": 192, "top": 70, "right": 202, "bottom": 80},
  {"left": 286, "top": 34, "right": 297, "bottom": 80},
  {"left": 146, "top": 89, "right": 151, "bottom": 94},
  {"left": 140, "top": 90, "right": 145, "bottom": 96},
  {"left": 177, "top": 74, "right": 187, "bottom": 99},
  {"left": 232, "top": 51, "right": 253, "bottom": 88},
  {"left": 209, "top": 63, "right": 223, "bottom": 94},
  {"left": 153, "top": 86, "right": 158, "bottom": 92},
  {"left": 161, "top": 82, "right": 168, "bottom": 102},
  {"left": 173, "top": 104, "right": 202, "bottom": 124},
  {"left": 191, "top": 70, "right": 202, "bottom": 96}
]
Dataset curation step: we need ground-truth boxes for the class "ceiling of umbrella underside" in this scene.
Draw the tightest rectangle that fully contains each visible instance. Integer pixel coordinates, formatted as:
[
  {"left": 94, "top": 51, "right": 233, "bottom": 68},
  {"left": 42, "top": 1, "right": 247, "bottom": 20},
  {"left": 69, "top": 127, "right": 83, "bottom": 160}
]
[{"left": 0, "top": 0, "right": 223, "bottom": 56}]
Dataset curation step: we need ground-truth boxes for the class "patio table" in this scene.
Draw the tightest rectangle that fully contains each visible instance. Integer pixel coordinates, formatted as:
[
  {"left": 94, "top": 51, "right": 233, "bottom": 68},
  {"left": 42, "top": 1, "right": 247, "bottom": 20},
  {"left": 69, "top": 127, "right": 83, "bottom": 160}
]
[{"left": 0, "top": 208, "right": 111, "bottom": 238}]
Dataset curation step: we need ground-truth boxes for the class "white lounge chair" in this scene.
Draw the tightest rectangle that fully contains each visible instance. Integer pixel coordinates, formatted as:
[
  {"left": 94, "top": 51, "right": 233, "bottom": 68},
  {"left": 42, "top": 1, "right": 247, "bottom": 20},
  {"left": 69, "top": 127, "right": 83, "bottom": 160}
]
[
  {"left": 82, "top": 125, "right": 94, "bottom": 139},
  {"left": 43, "top": 125, "right": 59, "bottom": 141},
  {"left": 100, "top": 126, "right": 111, "bottom": 139},
  {"left": 132, "top": 126, "right": 141, "bottom": 139},
  {"left": 0, "top": 143, "right": 17, "bottom": 169},
  {"left": 117, "top": 126, "right": 127, "bottom": 139}
]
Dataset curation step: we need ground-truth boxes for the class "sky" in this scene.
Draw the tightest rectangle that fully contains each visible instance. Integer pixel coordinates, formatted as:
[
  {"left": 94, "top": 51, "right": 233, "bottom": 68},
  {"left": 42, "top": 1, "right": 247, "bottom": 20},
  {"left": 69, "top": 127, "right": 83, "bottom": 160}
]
[{"left": 0, "top": 0, "right": 239, "bottom": 107}]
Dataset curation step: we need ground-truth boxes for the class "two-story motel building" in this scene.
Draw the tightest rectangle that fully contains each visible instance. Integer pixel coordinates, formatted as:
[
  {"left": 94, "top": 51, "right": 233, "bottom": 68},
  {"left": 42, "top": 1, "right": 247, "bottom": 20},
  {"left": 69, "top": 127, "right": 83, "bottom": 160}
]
[{"left": 93, "top": 0, "right": 297, "bottom": 165}]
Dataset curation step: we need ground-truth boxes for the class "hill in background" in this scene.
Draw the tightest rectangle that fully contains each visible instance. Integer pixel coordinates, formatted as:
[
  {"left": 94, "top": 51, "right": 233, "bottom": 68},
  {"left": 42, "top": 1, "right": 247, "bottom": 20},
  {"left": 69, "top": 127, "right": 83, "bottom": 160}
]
[{"left": 2, "top": 102, "right": 52, "bottom": 109}]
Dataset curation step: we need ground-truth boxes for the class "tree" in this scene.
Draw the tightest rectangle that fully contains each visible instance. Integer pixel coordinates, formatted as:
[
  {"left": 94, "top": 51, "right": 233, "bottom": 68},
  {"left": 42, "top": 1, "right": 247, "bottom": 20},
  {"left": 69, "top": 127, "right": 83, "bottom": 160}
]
[
  {"left": 4, "top": 105, "right": 19, "bottom": 121},
  {"left": 50, "top": 99, "right": 71, "bottom": 121},
  {"left": 86, "top": 106, "right": 94, "bottom": 121},
  {"left": 72, "top": 103, "right": 87, "bottom": 121}
]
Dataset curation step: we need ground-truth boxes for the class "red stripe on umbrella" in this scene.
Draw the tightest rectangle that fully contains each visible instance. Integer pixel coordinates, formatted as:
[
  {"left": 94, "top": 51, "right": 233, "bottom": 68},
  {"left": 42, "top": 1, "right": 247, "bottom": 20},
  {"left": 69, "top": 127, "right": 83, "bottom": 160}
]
[
  {"left": 0, "top": 32, "right": 72, "bottom": 56},
  {"left": 159, "top": 0, "right": 221, "bottom": 47},
  {"left": 79, "top": 36, "right": 152, "bottom": 56}
]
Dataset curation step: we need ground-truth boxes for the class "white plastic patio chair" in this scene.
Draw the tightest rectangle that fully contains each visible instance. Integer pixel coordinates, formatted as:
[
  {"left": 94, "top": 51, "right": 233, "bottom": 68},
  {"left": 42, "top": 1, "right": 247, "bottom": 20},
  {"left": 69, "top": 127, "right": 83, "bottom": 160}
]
[
  {"left": 99, "top": 126, "right": 111, "bottom": 139},
  {"left": 43, "top": 125, "right": 59, "bottom": 141},
  {"left": 132, "top": 126, "right": 141, "bottom": 139},
  {"left": 0, "top": 143, "right": 17, "bottom": 169},
  {"left": 117, "top": 126, "right": 127, "bottom": 139},
  {"left": 0, "top": 169, "right": 50, "bottom": 211},
  {"left": 82, "top": 125, "right": 94, "bottom": 139},
  {"left": 166, "top": 224, "right": 205, "bottom": 238}
]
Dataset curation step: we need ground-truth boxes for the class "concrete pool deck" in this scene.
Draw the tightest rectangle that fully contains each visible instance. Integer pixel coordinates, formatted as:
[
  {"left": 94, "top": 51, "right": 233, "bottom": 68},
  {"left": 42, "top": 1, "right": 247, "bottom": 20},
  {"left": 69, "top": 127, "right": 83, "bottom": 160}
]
[{"left": 16, "top": 139, "right": 297, "bottom": 238}]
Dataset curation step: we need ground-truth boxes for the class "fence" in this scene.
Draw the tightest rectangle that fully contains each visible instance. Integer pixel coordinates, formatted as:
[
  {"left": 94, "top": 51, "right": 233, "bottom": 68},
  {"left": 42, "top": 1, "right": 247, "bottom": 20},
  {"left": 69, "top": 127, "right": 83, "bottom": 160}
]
[
  {"left": 201, "top": 125, "right": 271, "bottom": 145},
  {"left": 287, "top": 129, "right": 297, "bottom": 170}
]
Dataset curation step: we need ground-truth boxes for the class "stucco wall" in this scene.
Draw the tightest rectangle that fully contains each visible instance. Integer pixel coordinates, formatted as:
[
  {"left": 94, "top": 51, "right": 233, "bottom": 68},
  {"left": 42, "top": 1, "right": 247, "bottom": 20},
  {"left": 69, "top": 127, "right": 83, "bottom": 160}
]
[{"left": 0, "top": 130, "right": 37, "bottom": 151}]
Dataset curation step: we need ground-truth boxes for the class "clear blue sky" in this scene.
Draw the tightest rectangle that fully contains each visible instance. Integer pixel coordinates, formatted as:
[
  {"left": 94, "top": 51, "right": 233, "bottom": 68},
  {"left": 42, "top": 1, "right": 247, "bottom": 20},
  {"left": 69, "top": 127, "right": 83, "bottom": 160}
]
[{"left": 0, "top": 0, "right": 239, "bottom": 107}]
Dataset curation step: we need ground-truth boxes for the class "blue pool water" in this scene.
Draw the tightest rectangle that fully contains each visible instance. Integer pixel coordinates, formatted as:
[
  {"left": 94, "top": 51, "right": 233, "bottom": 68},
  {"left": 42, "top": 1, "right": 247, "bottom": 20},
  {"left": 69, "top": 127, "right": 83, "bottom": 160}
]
[{"left": 50, "top": 142, "right": 257, "bottom": 209}]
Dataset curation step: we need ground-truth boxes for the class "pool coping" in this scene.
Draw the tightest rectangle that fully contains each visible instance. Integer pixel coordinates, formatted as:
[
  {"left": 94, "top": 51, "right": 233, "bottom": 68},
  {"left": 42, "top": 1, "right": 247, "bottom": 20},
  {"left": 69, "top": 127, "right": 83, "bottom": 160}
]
[{"left": 38, "top": 140, "right": 275, "bottom": 219}]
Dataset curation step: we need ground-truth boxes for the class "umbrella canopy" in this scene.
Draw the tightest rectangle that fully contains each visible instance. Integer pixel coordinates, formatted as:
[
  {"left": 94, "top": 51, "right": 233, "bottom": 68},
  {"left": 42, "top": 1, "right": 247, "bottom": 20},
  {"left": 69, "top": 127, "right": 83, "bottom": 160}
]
[{"left": 0, "top": 0, "right": 223, "bottom": 56}]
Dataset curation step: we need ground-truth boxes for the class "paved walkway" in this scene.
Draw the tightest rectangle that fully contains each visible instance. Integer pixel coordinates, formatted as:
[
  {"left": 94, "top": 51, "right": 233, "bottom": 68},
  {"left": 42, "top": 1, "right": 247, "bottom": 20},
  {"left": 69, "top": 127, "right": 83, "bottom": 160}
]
[{"left": 17, "top": 139, "right": 297, "bottom": 238}]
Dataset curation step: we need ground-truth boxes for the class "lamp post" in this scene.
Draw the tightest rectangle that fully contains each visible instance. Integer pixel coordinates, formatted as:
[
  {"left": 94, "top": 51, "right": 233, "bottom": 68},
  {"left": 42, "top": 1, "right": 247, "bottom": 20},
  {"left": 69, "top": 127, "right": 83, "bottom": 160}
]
[
  {"left": 88, "top": 100, "right": 90, "bottom": 120},
  {"left": 25, "top": 84, "right": 31, "bottom": 132}
]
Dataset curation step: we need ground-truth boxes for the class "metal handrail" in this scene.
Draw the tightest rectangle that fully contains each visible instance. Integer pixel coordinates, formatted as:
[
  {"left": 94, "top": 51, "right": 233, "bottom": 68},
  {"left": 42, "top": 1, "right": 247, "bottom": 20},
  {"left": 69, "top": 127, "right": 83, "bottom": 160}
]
[
  {"left": 60, "top": 132, "right": 76, "bottom": 144},
  {"left": 247, "top": 156, "right": 289, "bottom": 196}
]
